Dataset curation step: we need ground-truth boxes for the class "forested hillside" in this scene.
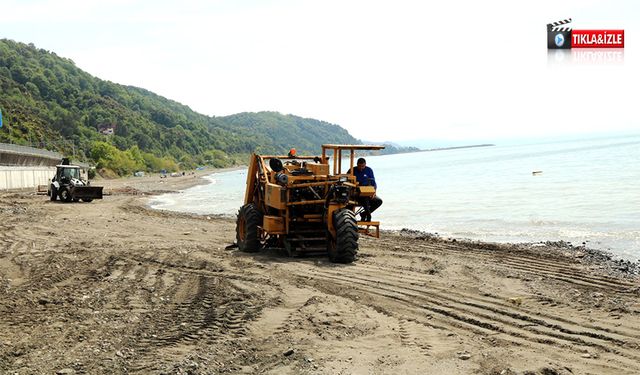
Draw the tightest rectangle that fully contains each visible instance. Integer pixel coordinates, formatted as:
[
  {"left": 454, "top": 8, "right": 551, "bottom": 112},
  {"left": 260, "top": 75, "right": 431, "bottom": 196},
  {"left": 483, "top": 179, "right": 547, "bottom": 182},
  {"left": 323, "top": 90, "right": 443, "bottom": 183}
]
[{"left": 0, "top": 39, "right": 414, "bottom": 175}]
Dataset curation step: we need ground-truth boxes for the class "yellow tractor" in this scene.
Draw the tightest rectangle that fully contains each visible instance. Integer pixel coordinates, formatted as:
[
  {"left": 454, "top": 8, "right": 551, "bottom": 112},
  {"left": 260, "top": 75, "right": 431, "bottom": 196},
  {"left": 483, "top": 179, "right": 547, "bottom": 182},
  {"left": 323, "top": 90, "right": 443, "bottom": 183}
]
[{"left": 236, "top": 144, "right": 384, "bottom": 263}]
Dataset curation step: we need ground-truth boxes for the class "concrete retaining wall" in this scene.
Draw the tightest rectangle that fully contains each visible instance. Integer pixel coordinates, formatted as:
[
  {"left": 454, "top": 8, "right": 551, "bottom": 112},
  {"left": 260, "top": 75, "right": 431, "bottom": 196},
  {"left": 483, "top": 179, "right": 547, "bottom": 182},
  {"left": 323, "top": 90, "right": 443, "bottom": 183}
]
[
  {"left": 0, "top": 166, "right": 55, "bottom": 190},
  {"left": 0, "top": 143, "right": 62, "bottom": 167}
]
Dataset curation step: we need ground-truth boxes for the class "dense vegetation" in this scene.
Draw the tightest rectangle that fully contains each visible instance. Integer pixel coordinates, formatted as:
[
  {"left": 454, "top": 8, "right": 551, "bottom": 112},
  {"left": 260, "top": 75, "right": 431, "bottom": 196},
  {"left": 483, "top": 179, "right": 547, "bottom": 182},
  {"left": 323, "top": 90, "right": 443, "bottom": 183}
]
[{"left": 0, "top": 39, "right": 415, "bottom": 175}]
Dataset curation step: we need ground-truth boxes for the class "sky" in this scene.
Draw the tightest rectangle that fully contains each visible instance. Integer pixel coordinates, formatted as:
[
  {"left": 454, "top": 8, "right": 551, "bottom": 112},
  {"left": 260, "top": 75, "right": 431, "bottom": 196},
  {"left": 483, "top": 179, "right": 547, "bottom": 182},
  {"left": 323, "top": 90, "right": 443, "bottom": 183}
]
[{"left": 2, "top": 0, "right": 638, "bottom": 145}]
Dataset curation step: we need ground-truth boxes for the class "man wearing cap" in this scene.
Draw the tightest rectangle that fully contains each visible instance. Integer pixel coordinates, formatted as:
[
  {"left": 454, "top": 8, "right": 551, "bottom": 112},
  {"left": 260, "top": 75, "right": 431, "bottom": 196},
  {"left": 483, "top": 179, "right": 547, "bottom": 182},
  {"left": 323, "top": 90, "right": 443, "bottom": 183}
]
[{"left": 351, "top": 158, "right": 382, "bottom": 222}]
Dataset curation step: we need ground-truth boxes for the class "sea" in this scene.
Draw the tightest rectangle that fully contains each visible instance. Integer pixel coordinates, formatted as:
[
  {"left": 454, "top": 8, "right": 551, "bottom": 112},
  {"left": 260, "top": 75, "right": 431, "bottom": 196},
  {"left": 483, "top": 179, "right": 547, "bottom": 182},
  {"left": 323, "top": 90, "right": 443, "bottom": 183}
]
[{"left": 149, "top": 134, "right": 640, "bottom": 261}]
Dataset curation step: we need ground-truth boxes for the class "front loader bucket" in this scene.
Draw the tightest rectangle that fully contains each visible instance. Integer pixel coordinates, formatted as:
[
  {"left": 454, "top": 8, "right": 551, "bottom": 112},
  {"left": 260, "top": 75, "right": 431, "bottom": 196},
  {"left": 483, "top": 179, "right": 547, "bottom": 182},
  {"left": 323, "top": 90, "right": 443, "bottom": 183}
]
[{"left": 70, "top": 186, "right": 103, "bottom": 200}]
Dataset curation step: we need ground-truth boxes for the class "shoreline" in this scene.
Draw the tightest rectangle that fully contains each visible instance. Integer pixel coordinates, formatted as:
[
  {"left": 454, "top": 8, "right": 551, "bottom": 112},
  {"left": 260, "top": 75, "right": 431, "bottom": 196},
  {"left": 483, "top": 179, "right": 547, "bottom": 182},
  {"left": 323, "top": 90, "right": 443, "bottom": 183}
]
[
  {"left": 97, "top": 166, "right": 244, "bottom": 195},
  {"left": 395, "top": 228, "right": 640, "bottom": 277}
]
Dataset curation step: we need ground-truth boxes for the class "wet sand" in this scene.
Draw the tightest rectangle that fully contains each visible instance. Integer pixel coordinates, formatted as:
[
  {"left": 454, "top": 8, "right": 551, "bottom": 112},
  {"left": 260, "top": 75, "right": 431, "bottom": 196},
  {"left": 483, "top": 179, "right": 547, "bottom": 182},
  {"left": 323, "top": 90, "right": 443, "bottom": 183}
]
[{"left": 1, "top": 173, "right": 639, "bottom": 374}]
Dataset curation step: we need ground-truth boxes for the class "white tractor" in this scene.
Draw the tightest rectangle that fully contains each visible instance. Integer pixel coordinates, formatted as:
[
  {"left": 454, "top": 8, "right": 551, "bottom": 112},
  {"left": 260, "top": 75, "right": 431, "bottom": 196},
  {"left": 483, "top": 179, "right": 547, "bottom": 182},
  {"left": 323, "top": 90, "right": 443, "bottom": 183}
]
[{"left": 48, "top": 159, "right": 103, "bottom": 202}]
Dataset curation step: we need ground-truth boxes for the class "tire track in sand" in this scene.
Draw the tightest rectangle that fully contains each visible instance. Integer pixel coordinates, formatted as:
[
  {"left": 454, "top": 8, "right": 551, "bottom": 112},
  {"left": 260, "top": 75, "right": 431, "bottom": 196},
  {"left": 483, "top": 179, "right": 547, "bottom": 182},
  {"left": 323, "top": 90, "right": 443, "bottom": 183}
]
[
  {"left": 374, "top": 241, "right": 637, "bottom": 292},
  {"left": 295, "top": 264, "right": 640, "bottom": 374}
]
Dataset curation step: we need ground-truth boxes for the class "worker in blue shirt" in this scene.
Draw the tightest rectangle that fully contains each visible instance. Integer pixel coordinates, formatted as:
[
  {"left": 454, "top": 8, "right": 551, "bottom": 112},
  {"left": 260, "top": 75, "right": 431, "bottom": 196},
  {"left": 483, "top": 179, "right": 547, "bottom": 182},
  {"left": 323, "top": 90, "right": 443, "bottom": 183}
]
[{"left": 351, "top": 157, "right": 382, "bottom": 222}]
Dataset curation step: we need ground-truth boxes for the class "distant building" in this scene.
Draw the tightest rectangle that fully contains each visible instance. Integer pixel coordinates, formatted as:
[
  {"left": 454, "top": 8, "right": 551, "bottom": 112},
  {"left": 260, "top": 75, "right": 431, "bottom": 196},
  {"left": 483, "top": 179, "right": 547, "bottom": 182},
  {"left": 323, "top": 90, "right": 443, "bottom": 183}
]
[{"left": 98, "top": 123, "right": 116, "bottom": 136}]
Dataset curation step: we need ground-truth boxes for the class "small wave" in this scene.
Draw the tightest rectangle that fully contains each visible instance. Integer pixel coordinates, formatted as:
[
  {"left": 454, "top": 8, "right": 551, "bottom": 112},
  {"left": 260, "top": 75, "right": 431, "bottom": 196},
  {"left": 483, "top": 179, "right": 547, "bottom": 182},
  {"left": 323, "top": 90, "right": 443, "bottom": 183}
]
[{"left": 148, "top": 193, "right": 180, "bottom": 208}]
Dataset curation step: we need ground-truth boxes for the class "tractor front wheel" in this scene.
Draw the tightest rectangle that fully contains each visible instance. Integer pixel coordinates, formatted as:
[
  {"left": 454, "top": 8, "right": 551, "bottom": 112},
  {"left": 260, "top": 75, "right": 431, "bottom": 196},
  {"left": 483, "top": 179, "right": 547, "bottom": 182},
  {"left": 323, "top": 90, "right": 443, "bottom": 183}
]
[
  {"left": 59, "top": 188, "right": 72, "bottom": 202},
  {"left": 50, "top": 186, "right": 57, "bottom": 201},
  {"left": 236, "top": 204, "right": 262, "bottom": 252},
  {"left": 328, "top": 209, "right": 359, "bottom": 263}
]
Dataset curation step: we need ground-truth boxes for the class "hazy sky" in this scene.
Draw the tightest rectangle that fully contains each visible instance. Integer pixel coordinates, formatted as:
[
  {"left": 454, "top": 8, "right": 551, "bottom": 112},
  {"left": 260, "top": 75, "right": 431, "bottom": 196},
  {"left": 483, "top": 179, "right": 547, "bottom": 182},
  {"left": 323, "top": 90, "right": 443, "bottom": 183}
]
[{"left": 2, "top": 0, "right": 638, "bottom": 143}]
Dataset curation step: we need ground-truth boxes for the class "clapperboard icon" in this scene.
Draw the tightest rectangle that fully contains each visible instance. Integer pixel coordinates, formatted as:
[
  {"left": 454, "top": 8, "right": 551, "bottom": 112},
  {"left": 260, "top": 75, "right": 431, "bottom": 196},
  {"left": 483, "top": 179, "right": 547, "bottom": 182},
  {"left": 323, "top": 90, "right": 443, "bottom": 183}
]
[{"left": 547, "top": 19, "right": 572, "bottom": 49}]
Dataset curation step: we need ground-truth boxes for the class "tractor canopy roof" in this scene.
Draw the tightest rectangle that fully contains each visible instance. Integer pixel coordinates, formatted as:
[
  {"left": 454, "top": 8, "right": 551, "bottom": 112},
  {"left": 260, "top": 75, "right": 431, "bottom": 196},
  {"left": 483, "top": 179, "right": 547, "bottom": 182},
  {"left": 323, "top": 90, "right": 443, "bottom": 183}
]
[
  {"left": 321, "top": 144, "right": 386, "bottom": 151},
  {"left": 56, "top": 165, "right": 81, "bottom": 169}
]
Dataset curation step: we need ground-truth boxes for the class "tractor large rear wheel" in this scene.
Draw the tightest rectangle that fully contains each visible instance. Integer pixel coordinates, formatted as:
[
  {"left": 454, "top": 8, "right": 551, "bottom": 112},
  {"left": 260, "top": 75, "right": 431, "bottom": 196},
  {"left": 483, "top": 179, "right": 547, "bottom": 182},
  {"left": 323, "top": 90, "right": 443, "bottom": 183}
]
[
  {"left": 236, "top": 204, "right": 262, "bottom": 252},
  {"left": 328, "top": 209, "right": 359, "bottom": 263}
]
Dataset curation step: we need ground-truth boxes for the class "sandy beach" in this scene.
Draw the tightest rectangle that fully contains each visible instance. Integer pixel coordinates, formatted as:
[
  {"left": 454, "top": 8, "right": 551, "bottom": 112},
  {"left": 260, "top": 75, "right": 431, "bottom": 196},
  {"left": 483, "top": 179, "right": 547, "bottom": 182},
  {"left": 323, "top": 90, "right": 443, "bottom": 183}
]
[{"left": 1, "top": 173, "right": 639, "bottom": 374}]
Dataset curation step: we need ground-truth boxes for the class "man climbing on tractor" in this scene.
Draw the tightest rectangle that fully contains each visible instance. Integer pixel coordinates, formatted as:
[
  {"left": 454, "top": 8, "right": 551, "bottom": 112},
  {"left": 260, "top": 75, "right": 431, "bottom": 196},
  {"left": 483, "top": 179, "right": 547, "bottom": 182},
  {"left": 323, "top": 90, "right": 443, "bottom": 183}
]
[{"left": 352, "top": 157, "right": 382, "bottom": 222}]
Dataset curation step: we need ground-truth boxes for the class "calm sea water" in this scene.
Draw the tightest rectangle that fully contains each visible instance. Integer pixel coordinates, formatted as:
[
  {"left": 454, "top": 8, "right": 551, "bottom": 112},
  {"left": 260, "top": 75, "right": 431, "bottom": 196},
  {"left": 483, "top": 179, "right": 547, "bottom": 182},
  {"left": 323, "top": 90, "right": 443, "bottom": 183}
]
[{"left": 150, "top": 134, "right": 640, "bottom": 260}]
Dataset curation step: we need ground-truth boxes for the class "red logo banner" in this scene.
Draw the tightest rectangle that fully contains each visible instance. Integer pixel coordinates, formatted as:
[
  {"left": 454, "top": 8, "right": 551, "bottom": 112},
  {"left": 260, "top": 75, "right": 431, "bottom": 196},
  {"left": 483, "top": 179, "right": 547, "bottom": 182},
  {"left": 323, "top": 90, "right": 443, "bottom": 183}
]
[{"left": 571, "top": 30, "right": 624, "bottom": 48}]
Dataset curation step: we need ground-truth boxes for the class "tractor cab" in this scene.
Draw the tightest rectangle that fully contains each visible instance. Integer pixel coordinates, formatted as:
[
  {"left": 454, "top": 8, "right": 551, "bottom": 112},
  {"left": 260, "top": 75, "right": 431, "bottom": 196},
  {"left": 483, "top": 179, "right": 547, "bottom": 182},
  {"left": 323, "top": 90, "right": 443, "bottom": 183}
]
[{"left": 56, "top": 165, "right": 82, "bottom": 182}]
